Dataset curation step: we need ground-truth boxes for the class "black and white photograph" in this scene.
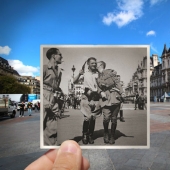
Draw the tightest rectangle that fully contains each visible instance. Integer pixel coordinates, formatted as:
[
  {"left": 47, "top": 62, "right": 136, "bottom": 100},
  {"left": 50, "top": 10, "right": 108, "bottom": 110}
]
[{"left": 40, "top": 45, "right": 150, "bottom": 149}]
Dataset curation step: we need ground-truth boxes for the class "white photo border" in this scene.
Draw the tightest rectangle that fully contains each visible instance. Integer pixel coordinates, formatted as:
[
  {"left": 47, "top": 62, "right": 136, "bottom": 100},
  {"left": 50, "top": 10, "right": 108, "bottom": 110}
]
[{"left": 40, "top": 45, "right": 150, "bottom": 149}]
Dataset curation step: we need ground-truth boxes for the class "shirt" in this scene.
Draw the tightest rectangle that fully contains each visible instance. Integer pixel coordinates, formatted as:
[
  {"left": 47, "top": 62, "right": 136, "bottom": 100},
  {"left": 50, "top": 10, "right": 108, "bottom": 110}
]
[
  {"left": 83, "top": 70, "right": 98, "bottom": 92},
  {"left": 43, "top": 62, "right": 62, "bottom": 91},
  {"left": 20, "top": 104, "right": 25, "bottom": 110}
]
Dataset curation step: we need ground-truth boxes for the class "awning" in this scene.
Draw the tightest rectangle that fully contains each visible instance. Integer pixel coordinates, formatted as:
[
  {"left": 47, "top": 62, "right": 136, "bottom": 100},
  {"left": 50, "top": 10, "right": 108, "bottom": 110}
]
[{"left": 161, "top": 92, "right": 170, "bottom": 99}]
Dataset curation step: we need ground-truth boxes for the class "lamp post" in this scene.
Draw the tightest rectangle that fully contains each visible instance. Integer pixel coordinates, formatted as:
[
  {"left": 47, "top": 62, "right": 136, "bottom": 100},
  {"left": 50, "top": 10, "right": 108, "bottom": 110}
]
[
  {"left": 71, "top": 65, "right": 76, "bottom": 96},
  {"left": 72, "top": 65, "right": 76, "bottom": 79}
]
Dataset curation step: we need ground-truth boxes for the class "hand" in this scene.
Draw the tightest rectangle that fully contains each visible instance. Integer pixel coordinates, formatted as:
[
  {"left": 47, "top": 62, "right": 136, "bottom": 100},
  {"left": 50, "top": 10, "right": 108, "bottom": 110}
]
[
  {"left": 101, "top": 91, "right": 106, "bottom": 99},
  {"left": 25, "top": 140, "right": 90, "bottom": 170},
  {"left": 79, "top": 69, "right": 84, "bottom": 75},
  {"left": 121, "top": 93, "right": 126, "bottom": 98},
  {"left": 87, "top": 89, "right": 92, "bottom": 96}
]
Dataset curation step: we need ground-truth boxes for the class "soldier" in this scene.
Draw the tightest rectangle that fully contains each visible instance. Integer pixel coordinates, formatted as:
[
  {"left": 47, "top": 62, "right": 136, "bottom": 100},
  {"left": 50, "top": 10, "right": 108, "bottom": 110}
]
[
  {"left": 43, "top": 48, "right": 63, "bottom": 146},
  {"left": 74, "top": 57, "right": 100, "bottom": 145},
  {"left": 96, "top": 61, "right": 125, "bottom": 144}
]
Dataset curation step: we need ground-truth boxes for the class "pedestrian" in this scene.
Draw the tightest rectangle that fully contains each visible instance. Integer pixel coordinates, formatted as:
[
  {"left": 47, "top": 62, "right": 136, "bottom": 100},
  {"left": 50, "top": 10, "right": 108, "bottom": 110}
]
[
  {"left": 96, "top": 61, "right": 125, "bottom": 144},
  {"left": 138, "top": 93, "right": 145, "bottom": 110},
  {"left": 27, "top": 102, "right": 33, "bottom": 116},
  {"left": 74, "top": 57, "right": 100, "bottom": 145},
  {"left": 37, "top": 101, "right": 40, "bottom": 110},
  {"left": 43, "top": 48, "right": 63, "bottom": 145},
  {"left": 134, "top": 91, "right": 139, "bottom": 110},
  {"left": 73, "top": 96, "right": 77, "bottom": 109},
  {"left": 34, "top": 103, "right": 38, "bottom": 112},
  {"left": 19, "top": 101, "right": 25, "bottom": 117},
  {"left": 119, "top": 102, "right": 125, "bottom": 122}
]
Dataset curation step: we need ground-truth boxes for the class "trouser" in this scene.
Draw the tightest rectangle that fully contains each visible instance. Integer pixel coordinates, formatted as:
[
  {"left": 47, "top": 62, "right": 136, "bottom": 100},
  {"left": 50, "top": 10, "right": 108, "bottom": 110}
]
[
  {"left": 80, "top": 94, "right": 101, "bottom": 121},
  {"left": 28, "top": 108, "right": 32, "bottom": 114},
  {"left": 81, "top": 94, "right": 100, "bottom": 143},
  {"left": 135, "top": 102, "right": 138, "bottom": 109},
  {"left": 43, "top": 89, "right": 59, "bottom": 146},
  {"left": 102, "top": 104, "right": 120, "bottom": 140},
  {"left": 103, "top": 104, "right": 120, "bottom": 124},
  {"left": 20, "top": 110, "right": 24, "bottom": 116}
]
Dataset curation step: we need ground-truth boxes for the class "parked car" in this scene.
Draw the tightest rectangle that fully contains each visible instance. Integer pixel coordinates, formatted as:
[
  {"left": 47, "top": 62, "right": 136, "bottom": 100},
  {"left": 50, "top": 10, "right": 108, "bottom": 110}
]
[
  {"left": 32, "top": 100, "right": 40, "bottom": 110},
  {"left": 0, "top": 98, "right": 16, "bottom": 118}
]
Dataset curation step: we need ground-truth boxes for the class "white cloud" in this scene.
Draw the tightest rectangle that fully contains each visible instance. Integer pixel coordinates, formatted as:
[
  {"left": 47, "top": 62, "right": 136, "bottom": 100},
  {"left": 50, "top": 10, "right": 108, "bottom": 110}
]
[
  {"left": 8, "top": 60, "right": 40, "bottom": 77},
  {"left": 102, "top": 0, "right": 144, "bottom": 27},
  {"left": 0, "top": 46, "right": 11, "bottom": 55},
  {"left": 146, "top": 30, "right": 156, "bottom": 36},
  {"left": 150, "top": 43, "right": 158, "bottom": 53},
  {"left": 150, "top": 0, "right": 166, "bottom": 6}
]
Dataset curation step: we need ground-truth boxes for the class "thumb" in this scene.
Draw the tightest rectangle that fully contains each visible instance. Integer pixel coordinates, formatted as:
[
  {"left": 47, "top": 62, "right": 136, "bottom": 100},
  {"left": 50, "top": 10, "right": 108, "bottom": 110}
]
[{"left": 52, "top": 140, "right": 82, "bottom": 170}]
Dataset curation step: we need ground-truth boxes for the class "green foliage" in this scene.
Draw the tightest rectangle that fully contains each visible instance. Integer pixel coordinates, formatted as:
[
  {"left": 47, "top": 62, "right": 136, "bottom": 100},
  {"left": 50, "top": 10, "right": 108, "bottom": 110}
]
[{"left": 0, "top": 75, "right": 31, "bottom": 94}]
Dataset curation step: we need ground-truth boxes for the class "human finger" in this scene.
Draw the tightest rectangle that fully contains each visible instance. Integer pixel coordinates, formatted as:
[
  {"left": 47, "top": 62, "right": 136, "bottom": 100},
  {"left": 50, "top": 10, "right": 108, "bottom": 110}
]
[
  {"left": 52, "top": 140, "right": 82, "bottom": 170},
  {"left": 81, "top": 157, "right": 90, "bottom": 170},
  {"left": 25, "top": 149, "right": 58, "bottom": 170}
]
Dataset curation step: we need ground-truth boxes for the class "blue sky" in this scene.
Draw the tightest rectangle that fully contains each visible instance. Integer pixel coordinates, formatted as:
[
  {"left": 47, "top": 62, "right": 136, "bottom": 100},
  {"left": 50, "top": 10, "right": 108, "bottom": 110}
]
[{"left": 0, "top": 0, "right": 170, "bottom": 77}]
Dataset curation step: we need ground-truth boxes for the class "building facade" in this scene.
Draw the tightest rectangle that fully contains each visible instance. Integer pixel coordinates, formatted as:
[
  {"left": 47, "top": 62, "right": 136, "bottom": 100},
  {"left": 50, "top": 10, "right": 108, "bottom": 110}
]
[
  {"left": 0, "top": 57, "right": 20, "bottom": 78},
  {"left": 150, "top": 44, "right": 170, "bottom": 101},
  {"left": 125, "top": 56, "right": 147, "bottom": 97},
  {"left": 68, "top": 77, "right": 84, "bottom": 98},
  {"left": 18, "top": 76, "right": 40, "bottom": 94}
]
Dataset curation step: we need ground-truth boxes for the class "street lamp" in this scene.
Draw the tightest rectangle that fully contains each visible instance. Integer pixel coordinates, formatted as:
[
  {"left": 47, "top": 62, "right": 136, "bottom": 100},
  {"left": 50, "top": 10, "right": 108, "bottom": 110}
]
[{"left": 72, "top": 65, "right": 76, "bottom": 78}]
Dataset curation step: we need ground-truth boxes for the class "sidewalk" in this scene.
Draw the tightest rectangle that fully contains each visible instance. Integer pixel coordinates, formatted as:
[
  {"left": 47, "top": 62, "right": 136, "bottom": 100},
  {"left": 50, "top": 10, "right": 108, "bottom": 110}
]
[
  {"left": 0, "top": 104, "right": 169, "bottom": 170},
  {"left": 106, "top": 103, "right": 170, "bottom": 170}
]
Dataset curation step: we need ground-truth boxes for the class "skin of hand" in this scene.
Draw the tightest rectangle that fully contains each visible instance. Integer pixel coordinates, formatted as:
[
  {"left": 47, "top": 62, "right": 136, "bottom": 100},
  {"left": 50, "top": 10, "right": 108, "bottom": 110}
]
[
  {"left": 100, "top": 91, "right": 106, "bottom": 99},
  {"left": 79, "top": 69, "right": 84, "bottom": 75},
  {"left": 87, "top": 89, "right": 92, "bottom": 96},
  {"left": 121, "top": 93, "right": 126, "bottom": 98},
  {"left": 25, "top": 140, "right": 90, "bottom": 170}
]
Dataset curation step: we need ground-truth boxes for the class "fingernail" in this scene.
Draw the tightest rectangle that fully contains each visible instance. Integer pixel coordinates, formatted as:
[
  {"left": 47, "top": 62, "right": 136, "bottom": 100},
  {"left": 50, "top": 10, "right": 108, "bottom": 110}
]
[{"left": 60, "top": 142, "right": 78, "bottom": 154}]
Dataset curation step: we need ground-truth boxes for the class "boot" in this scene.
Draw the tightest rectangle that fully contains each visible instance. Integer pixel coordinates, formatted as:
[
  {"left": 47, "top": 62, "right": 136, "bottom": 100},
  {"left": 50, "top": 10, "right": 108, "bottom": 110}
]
[
  {"left": 120, "top": 110, "right": 125, "bottom": 122},
  {"left": 109, "top": 123, "right": 117, "bottom": 144},
  {"left": 82, "top": 121, "right": 89, "bottom": 144},
  {"left": 88, "top": 116, "right": 95, "bottom": 144},
  {"left": 103, "top": 122, "right": 109, "bottom": 143}
]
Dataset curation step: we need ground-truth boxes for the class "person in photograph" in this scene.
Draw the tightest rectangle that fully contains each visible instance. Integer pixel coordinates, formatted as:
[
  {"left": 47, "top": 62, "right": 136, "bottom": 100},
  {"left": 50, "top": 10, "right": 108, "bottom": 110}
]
[
  {"left": 27, "top": 102, "right": 33, "bottom": 116},
  {"left": 138, "top": 92, "right": 146, "bottom": 110},
  {"left": 43, "top": 48, "right": 63, "bottom": 145},
  {"left": 134, "top": 91, "right": 139, "bottom": 110},
  {"left": 96, "top": 61, "right": 126, "bottom": 144},
  {"left": 19, "top": 101, "right": 25, "bottom": 117},
  {"left": 119, "top": 81, "right": 125, "bottom": 122},
  {"left": 74, "top": 57, "right": 100, "bottom": 145}
]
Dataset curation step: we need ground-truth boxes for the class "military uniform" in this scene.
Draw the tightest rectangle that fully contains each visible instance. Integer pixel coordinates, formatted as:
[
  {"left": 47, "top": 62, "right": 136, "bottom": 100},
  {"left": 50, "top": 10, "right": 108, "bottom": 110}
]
[
  {"left": 96, "top": 69, "right": 123, "bottom": 144},
  {"left": 80, "top": 70, "right": 100, "bottom": 144},
  {"left": 43, "top": 62, "right": 62, "bottom": 146}
]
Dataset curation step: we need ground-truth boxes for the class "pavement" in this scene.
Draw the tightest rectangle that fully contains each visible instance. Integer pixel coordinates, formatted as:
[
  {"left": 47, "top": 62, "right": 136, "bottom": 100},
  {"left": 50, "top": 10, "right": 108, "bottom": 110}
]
[{"left": 0, "top": 102, "right": 169, "bottom": 170}]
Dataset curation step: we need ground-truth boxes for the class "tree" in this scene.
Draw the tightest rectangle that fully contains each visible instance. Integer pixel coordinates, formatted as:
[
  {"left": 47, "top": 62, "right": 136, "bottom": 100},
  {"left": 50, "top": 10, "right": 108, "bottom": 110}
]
[{"left": 0, "top": 75, "right": 31, "bottom": 94}]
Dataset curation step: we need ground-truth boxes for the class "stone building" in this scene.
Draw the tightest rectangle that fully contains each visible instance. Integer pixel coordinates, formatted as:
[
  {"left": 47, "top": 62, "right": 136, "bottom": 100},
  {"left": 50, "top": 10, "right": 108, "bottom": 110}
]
[
  {"left": 150, "top": 44, "right": 170, "bottom": 101},
  {"left": 0, "top": 57, "right": 20, "bottom": 78},
  {"left": 125, "top": 56, "right": 147, "bottom": 97},
  {"left": 68, "top": 77, "right": 84, "bottom": 98},
  {"left": 18, "top": 76, "right": 40, "bottom": 94}
]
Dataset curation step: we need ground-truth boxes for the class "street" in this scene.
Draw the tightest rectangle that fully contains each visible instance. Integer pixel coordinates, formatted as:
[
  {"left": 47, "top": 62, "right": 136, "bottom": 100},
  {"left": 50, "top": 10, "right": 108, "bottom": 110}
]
[
  {"left": 57, "top": 104, "right": 147, "bottom": 146},
  {"left": 0, "top": 103, "right": 169, "bottom": 170}
]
